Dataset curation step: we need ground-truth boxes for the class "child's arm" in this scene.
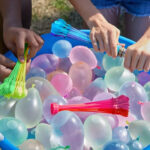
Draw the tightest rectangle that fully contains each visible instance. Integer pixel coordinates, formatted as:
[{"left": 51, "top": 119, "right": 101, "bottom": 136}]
[
  {"left": 124, "top": 26, "right": 150, "bottom": 72},
  {"left": 69, "top": 0, "right": 120, "bottom": 58},
  {"left": 0, "top": 0, "right": 44, "bottom": 62}
]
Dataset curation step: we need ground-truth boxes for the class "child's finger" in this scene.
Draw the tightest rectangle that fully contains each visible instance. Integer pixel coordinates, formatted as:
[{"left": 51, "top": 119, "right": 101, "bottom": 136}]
[
  {"left": 130, "top": 51, "right": 140, "bottom": 72},
  {"left": 26, "top": 34, "right": 39, "bottom": 60},
  {"left": 124, "top": 49, "right": 132, "bottom": 70},
  {"left": 26, "top": 59, "right": 31, "bottom": 74},
  {"left": 0, "top": 65, "right": 12, "bottom": 82},
  {"left": 34, "top": 33, "right": 44, "bottom": 50},
  {"left": 95, "top": 33, "right": 104, "bottom": 52},
  {"left": 144, "top": 58, "right": 150, "bottom": 72},
  {"left": 90, "top": 29, "right": 99, "bottom": 52},
  {"left": 109, "top": 31, "right": 118, "bottom": 58},
  {"left": 101, "top": 31, "right": 110, "bottom": 56},
  {"left": 16, "top": 33, "right": 26, "bottom": 63},
  {"left": 0, "top": 55, "right": 16, "bottom": 69},
  {"left": 136, "top": 54, "right": 147, "bottom": 71}
]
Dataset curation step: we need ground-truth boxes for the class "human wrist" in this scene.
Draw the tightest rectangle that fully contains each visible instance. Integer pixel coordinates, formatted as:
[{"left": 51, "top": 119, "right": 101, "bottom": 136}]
[
  {"left": 3, "top": 17, "right": 22, "bottom": 31},
  {"left": 86, "top": 13, "right": 107, "bottom": 29}
]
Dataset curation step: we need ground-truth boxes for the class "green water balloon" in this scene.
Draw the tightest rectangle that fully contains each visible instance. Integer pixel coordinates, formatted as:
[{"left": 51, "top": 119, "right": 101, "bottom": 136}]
[
  {"left": 0, "top": 97, "right": 17, "bottom": 119},
  {"left": 104, "top": 66, "right": 135, "bottom": 91},
  {"left": 102, "top": 54, "right": 124, "bottom": 71},
  {"left": 15, "top": 88, "right": 43, "bottom": 129},
  {"left": 128, "top": 120, "right": 150, "bottom": 147},
  {"left": 144, "top": 82, "right": 150, "bottom": 101}
]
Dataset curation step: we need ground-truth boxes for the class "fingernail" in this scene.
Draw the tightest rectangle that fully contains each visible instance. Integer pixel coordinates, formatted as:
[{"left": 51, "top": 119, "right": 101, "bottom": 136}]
[{"left": 19, "top": 56, "right": 24, "bottom": 63}]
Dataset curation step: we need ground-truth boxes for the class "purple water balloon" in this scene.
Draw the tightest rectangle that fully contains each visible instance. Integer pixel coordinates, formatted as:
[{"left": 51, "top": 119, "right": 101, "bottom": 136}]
[
  {"left": 137, "top": 72, "right": 150, "bottom": 86},
  {"left": 26, "top": 67, "right": 46, "bottom": 80},
  {"left": 50, "top": 111, "right": 84, "bottom": 150},
  {"left": 31, "top": 54, "right": 59, "bottom": 74},
  {"left": 112, "top": 127, "right": 131, "bottom": 144},
  {"left": 119, "top": 81, "right": 148, "bottom": 119},
  {"left": 68, "top": 96, "right": 93, "bottom": 123},
  {"left": 93, "top": 92, "right": 114, "bottom": 102},
  {"left": 83, "top": 78, "right": 108, "bottom": 100},
  {"left": 43, "top": 95, "right": 67, "bottom": 123},
  {"left": 57, "top": 57, "right": 72, "bottom": 73}
]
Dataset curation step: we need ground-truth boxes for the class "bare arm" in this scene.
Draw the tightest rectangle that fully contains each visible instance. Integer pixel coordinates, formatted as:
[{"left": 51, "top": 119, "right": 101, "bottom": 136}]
[
  {"left": 0, "top": 0, "right": 43, "bottom": 62},
  {"left": 69, "top": 0, "right": 120, "bottom": 57},
  {"left": 0, "top": 0, "right": 22, "bottom": 28},
  {"left": 69, "top": 0, "right": 106, "bottom": 27}
]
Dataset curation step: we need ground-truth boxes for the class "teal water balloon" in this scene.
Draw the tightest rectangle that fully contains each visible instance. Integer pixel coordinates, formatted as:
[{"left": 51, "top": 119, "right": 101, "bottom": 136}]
[
  {"left": 93, "top": 51, "right": 106, "bottom": 78},
  {"left": 144, "top": 82, "right": 150, "bottom": 101},
  {"left": 52, "top": 40, "right": 72, "bottom": 58},
  {"left": 128, "top": 139, "right": 143, "bottom": 150},
  {"left": 103, "top": 141, "right": 129, "bottom": 150},
  {"left": 103, "top": 54, "right": 124, "bottom": 71},
  {"left": 129, "top": 120, "right": 150, "bottom": 147},
  {"left": 19, "top": 139, "right": 45, "bottom": 150},
  {"left": 105, "top": 66, "right": 135, "bottom": 91},
  {"left": 84, "top": 114, "right": 112, "bottom": 148},
  {"left": 35, "top": 123, "right": 52, "bottom": 150},
  {"left": 51, "top": 111, "right": 84, "bottom": 150},
  {"left": 0, "top": 97, "right": 17, "bottom": 119},
  {"left": 119, "top": 81, "right": 148, "bottom": 119},
  {"left": 15, "top": 88, "right": 43, "bottom": 129},
  {"left": 0, "top": 117, "right": 28, "bottom": 146}
]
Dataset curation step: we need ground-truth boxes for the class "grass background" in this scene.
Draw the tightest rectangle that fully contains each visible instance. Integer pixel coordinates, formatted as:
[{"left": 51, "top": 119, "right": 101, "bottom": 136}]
[{"left": 31, "top": 0, "right": 84, "bottom": 35}]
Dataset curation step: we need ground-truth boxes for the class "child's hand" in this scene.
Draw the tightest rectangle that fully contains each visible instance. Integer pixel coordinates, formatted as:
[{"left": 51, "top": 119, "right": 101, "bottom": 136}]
[
  {"left": 3, "top": 27, "right": 44, "bottom": 63},
  {"left": 0, "top": 54, "right": 31, "bottom": 82},
  {"left": 89, "top": 14, "right": 120, "bottom": 58},
  {"left": 124, "top": 36, "right": 150, "bottom": 72},
  {"left": 0, "top": 54, "right": 15, "bottom": 81}
]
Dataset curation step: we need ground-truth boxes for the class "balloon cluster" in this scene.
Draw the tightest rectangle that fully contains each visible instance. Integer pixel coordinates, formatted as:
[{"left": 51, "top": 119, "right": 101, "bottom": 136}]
[{"left": 0, "top": 39, "right": 150, "bottom": 150}]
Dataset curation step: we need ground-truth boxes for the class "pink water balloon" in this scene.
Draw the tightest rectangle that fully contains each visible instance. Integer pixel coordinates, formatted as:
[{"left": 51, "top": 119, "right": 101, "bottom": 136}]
[
  {"left": 51, "top": 74, "right": 73, "bottom": 97},
  {"left": 69, "top": 46, "right": 97, "bottom": 69},
  {"left": 69, "top": 62, "right": 92, "bottom": 92},
  {"left": 65, "top": 87, "right": 81, "bottom": 99},
  {"left": 31, "top": 54, "right": 59, "bottom": 74},
  {"left": 47, "top": 70, "right": 67, "bottom": 81}
]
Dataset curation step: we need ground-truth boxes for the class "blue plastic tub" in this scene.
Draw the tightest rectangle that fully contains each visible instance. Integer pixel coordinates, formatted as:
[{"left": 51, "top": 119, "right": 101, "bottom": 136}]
[
  {"left": 4, "top": 30, "right": 150, "bottom": 149},
  {"left": 4, "top": 30, "right": 150, "bottom": 75}
]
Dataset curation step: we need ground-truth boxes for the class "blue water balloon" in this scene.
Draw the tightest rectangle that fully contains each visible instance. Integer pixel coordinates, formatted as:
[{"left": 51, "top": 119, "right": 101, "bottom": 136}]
[
  {"left": 103, "top": 141, "right": 129, "bottom": 150},
  {"left": 52, "top": 40, "right": 72, "bottom": 58}
]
